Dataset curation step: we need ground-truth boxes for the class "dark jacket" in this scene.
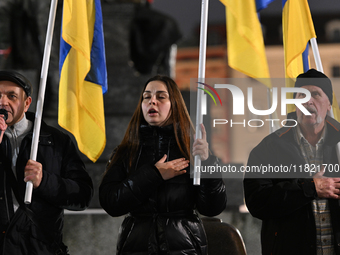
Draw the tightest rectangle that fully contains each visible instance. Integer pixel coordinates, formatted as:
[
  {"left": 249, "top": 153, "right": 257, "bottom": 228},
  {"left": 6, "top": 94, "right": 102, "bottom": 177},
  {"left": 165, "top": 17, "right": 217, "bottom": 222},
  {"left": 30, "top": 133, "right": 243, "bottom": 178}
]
[
  {"left": 100, "top": 124, "right": 227, "bottom": 255},
  {"left": 244, "top": 113, "right": 340, "bottom": 255},
  {"left": 0, "top": 112, "right": 93, "bottom": 255}
]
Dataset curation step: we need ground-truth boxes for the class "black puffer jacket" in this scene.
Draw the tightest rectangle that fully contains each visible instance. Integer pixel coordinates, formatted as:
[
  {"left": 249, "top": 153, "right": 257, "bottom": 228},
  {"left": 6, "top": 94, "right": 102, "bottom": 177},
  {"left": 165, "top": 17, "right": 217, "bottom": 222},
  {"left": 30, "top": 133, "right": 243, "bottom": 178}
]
[
  {"left": 100, "top": 124, "right": 227, "bottom": 255},
  {"left": 0, "top": 112, "right": 93, "bottom": 255}
]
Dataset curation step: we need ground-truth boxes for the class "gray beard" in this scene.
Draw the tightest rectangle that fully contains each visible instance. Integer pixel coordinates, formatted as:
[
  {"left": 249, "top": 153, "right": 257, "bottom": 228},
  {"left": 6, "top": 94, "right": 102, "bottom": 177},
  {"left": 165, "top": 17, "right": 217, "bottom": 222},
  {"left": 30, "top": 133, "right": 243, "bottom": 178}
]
[{"left": 297, "top": 111, "right": 324, "bottom": 126}]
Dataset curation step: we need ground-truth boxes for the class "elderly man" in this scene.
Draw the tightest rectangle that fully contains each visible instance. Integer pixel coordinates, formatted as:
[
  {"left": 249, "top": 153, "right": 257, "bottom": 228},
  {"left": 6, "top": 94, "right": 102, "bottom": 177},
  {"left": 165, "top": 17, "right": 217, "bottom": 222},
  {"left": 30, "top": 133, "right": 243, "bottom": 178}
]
[
  {"left": 244, "top": 69, "right": 340, "bottom": 255},
  {"left": 0, "top": 70, "right": 93, "bottom": 254}
]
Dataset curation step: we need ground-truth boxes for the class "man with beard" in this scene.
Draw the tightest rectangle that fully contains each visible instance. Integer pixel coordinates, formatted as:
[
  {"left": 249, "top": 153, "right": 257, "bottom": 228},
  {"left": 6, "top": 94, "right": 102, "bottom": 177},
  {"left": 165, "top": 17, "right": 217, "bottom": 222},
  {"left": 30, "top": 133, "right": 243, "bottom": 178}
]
[{"left": 244, "top": 69, "right": 340, "bottom": 255}]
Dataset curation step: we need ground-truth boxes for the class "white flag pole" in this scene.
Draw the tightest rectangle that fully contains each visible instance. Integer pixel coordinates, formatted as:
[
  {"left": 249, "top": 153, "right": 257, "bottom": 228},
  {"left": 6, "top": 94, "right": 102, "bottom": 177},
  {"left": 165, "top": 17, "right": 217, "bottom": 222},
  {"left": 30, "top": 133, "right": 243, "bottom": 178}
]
[
  {"left": 267, "top": 88, "right": 274, "bottom": 133},
  {"left": 194, "top": 0, "right": 209, "bottom": 185},
  {"left": 267, "top": 88, "right": 280, "bottom": 133},
  {"left": 310, "top": 37, "right": 340, "bottom": 162},
  {"left": 310, "top": 38, "right": 323, "bottom": 73},
  {"left": 24, "top": 0, "right": 58, "bottom": 204}
]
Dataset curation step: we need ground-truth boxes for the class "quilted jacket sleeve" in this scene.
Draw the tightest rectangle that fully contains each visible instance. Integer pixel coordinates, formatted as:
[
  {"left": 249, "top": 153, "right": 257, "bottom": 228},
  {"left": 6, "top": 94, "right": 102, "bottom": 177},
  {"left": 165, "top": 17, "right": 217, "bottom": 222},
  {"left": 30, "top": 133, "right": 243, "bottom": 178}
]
[{"left": 195, "top": 156, "right": 227, "bottom": 216}]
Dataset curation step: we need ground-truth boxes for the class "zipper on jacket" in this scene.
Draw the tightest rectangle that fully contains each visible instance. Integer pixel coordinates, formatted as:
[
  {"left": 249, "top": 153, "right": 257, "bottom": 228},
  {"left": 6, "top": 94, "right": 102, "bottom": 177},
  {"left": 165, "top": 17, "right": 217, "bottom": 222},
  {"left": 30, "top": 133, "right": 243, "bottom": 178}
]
[
  {"left": 3, "top": 138, "right": 11, "bottom": 223},
  {"left": 3, "top": 172, "right": 10, "bottom": 223},
  {"left": 153, "top": 128, "right": 159, "bottom": 161},
  {"left": 167, "top": 138, "right": 171, "bottom": 161}
]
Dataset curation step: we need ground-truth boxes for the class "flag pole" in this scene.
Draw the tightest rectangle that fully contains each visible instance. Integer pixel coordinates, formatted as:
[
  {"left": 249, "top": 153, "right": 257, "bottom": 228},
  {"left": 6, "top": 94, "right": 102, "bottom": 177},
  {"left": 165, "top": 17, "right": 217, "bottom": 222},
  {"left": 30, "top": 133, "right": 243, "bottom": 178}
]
[
  {"left": 194, "top": 0, "right": 209, "bottom": 185},
  {"left": 310, "top": 37, "right": 340, "bottom": 162},
  {"left": 267, "top": 88, "right": 280, "bottom": 133},
  {"left": 24, "top": 0, "right": 58, "bottom": 204},
  {"left": 267, "top": 88, "right": 275, "bottom": 133},
  {"left": 310, "top": 38, "right": 323, "bottom": 72}
]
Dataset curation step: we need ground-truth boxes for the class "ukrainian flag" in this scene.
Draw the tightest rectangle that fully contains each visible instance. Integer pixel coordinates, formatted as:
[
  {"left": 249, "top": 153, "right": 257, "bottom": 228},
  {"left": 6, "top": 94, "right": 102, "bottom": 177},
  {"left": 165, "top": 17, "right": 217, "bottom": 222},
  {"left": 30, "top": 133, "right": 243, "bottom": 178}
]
[
  {"left": 59, "top": 0, "right": 107, "bottom": 162},
  {"left": 220, "top": 0, "right": 271, "bottom": 88},
  {"left": 282, "top": 0, "right": 316, "bottom": 79},
  {"left": 282, "top": 0, "right": 340, "bottom": 120}
]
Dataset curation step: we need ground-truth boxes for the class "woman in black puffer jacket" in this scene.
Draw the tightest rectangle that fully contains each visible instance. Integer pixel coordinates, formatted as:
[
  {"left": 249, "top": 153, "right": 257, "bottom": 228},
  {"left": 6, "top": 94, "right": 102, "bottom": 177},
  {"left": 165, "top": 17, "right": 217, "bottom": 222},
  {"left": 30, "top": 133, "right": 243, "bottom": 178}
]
[{"left": 99, "top": 75, "right": 227, "bottom": 255}]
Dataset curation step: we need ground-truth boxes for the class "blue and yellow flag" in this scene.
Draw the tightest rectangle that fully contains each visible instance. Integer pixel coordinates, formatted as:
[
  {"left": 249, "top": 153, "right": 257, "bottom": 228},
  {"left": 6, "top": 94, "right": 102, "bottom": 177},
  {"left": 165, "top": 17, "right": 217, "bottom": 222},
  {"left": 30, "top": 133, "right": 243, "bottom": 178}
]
[
  {"left": 282, "top": 0, "right": 316, "bottom": 79},
  {"left": 59, "top": 0, "right": 107, "bottom": 162},
  {"left": 282, "top": 0, "right": 340, "bottom": 120},
  {"left": 220, "top": 0, "right": 271, "bottom": 88}
]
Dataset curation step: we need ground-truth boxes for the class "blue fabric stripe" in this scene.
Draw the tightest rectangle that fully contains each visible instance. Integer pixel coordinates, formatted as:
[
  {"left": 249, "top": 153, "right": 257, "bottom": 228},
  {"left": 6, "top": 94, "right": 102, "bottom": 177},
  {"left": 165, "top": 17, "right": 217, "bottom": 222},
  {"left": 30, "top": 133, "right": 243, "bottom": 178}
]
[
  {"left": 302, "top": 43, "right": 310, "bottom": 72},
  {"left": 59, "top": 23, "right": 71, "bottom": 75},
  {"left": 255, "top": 0, "right": 276, "bottom": 12},
  {"left": 85, "top": 0, "right": 108, "bottom": 94},
  {"left": 282, "top": 0, "right": 287, "bottom": 9}
]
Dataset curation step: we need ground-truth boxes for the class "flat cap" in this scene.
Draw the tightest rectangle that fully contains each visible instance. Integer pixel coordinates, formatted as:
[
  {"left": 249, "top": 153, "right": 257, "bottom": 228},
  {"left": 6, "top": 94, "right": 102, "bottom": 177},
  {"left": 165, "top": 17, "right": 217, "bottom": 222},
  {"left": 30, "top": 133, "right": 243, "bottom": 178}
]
[{"left": 0, "top": 70, "right": 32, "bottom": 97}]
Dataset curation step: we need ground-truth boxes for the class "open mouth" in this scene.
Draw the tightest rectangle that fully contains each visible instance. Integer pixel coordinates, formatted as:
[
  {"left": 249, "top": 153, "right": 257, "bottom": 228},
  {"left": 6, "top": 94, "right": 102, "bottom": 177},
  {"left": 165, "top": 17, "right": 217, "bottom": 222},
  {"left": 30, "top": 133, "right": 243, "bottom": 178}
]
[{"left": 148, "top": 109, "right": 158, "bottom": 114}]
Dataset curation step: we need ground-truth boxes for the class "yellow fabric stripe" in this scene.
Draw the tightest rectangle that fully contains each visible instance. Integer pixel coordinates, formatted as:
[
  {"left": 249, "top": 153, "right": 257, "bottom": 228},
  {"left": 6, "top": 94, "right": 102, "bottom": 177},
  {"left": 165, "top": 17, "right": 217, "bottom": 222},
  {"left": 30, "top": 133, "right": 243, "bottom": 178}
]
[{"left": 221, "top": 0, "right": 271, "bottom": 88}]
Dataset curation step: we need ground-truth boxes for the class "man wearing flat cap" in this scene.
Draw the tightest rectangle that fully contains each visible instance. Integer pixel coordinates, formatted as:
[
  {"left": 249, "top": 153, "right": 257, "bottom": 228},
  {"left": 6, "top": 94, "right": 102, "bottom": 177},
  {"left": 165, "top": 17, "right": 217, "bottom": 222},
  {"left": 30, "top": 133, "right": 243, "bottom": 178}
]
[
  {"left": 0, "top": 70, "right": 93, "bottom": 254},
  {"left": 244, "top": 69, "right": 340, "bottom": 255}
]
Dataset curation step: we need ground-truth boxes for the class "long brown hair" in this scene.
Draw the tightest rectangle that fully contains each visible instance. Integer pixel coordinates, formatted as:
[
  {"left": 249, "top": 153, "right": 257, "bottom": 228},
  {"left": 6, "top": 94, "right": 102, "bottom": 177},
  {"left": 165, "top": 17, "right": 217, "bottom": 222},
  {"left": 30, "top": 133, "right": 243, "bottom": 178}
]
[{"left": 108, "top": 75, "right": 194, "bottom": 170}]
